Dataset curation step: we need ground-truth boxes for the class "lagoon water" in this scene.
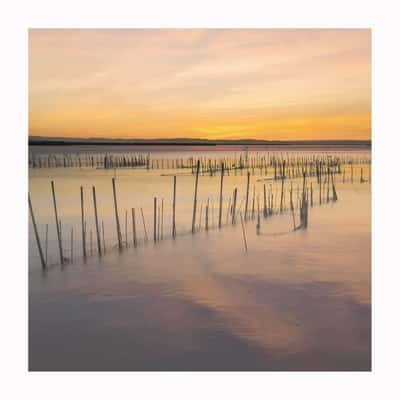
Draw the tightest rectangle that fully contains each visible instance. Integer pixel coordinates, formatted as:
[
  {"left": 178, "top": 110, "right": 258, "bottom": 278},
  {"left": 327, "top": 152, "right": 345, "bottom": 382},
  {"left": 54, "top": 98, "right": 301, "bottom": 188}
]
[{"left": 29, "top": 146, "right": 371, "bottom": 370}]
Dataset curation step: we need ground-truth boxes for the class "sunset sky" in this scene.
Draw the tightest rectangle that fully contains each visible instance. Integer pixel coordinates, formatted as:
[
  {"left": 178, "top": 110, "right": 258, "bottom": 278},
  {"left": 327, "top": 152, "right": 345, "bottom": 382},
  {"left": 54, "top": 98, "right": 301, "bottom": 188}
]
[{"left": 29, "top": 29, "right": 371, "bottom": 140}]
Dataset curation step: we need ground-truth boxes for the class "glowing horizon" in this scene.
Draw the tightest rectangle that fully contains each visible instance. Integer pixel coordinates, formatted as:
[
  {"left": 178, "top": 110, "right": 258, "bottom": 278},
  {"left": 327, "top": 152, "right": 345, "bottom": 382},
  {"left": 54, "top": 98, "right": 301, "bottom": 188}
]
[{"left": 29, "top": 29, "right": 371, "bottom": 140}]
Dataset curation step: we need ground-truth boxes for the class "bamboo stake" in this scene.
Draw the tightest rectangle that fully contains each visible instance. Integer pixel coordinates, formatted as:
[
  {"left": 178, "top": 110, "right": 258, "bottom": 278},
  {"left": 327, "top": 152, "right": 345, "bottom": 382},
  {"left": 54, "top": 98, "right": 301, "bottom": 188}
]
[
  {"left": 70, "top": 228, "right": 73, "bottom": 263},
  {"left": 263, "top": 184, "right": 267, "bottom": 217},
  {"left": 59, "top": 221, "right": 63, "bottom": 261},
  {"left": 51, "top": 181, "right": 64, "bottom": 265},
  {"left": 172, "top": 175, "right": 176, "bottom": 239},
  {"left": 158, "top": 204, "right": 161, "bottom": 240},
  {"left": 153, "top": 197, "right": 157, "bottom": 243},
  {"left": 141, "top": 208, "right": 148, "bottom": 242},
  {"left": 245, "top": 171, "right": 250, "bottom": 220},
  {"left": 102, "top": 221, "right": 106, "bottom": 253},
  {"left": 161, "top": 198, "right": 164, "bottom": 240},
  {"left": 191, "top": 160, "right": 200, "bottom": 234},
  {"left": 80, "top": 186, "right": 86, "bottom": 260},
  {"left": 127, "top": 207, "right": 135, "bottom": 249},
  {"left": 256, "top": 195, "right": 261, "bottom": 235},
  {"left": 125, "top": 209, "right": 128, "bottom": 247},
  {"left": 232, "top": 188, "right": 238, "bottom": 225},
  {"left": 92, "top": 186, "right": 102, "bottom": 256},
  {"left": 28, "top": 194, "right": 46, "bottom": 270},
  {"left": 251, "top": 184, "right": 255, "bottom": 219},
  {"left": 291, "top": 201, "right": 296, "bottom": 231},
  {"left": 218, "top": 162, "right": 224, "bottom": 229},
  {"left": 205, "top": 198, "right": 209, "bottom": 231},
  {"left": 112, "top": 177, "right": 123, "bottom": 250},
  {"left": 45, "top": 224, "right": 48, "bottom": 265},
  {"left": 279, "top": 178, "right": 284, "bottom": 213},
  {"left": 172, "top": 176, "right": 177, "bottom": 238}
]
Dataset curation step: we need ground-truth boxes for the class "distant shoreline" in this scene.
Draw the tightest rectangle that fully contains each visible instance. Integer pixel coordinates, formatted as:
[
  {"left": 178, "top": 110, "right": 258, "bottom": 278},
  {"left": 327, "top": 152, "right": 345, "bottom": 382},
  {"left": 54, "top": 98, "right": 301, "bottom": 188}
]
[{"left": 29, "top": 136, "right": 371, "bottom": 148}]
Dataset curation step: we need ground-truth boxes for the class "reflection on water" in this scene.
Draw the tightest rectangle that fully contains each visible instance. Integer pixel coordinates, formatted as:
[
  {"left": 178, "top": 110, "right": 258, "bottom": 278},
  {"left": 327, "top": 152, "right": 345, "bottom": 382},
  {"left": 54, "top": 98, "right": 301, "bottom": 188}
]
[{"left": 29, "top": 147, "right": 370, "bottom": 370}]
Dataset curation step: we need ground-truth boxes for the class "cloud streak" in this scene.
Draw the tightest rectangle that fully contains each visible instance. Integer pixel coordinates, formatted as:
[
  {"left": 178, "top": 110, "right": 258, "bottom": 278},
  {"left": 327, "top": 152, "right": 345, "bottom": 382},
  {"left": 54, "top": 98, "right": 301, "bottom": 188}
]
[{"left": 29, "top": 29, "right": 371, "bottom": 140}]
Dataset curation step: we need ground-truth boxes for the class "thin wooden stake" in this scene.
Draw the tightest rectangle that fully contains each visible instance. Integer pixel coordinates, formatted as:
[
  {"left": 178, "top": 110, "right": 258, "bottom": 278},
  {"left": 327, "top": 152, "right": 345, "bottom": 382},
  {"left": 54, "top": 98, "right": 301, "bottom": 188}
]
[
  {"left": 153, "top": 197, "right": 157, "bottom": 243},
  {"left": 161, "top": 198, "right": 164, "bottom": 240},
  {"left": 232, "top": 188, "right": 238, "bottom": 225},
  {"left": 218, "top": 163, "right": 224, "bottom": 228},
  {"left": 45, "top": 224, "right": 48, "bottom": 265},
  {"left": 191, "top": 160, "right": 200, "bottom": 234},
  {"left": 132, "top": 208, "right": 137, "bottom": 248},
  {"left": 141, "top": 208, "right": 148, "bottom": 242},
  {"left": 172, "top": 176, "right": 177, "bottom": 238},
  {"left": 244, "top": 171, "right": 250, "bottom": 220},
  {"left": 51, "top": 181, "right": 64, "bottom": 265},
  {"left": 125, "top": 209, "right": 128, "bottom": 247},
  {"left": 92, "top": 186, "right": 102, "bottom": 256},
  {"left": 80, "top": 186, "right": 86, "bottom": 259},
  {"left": 112, "top": 177, "right": 123, "bottom": 250},
  {"left": 256, "top": 195, "right": 261, "bottom": 235},
  {"left": 28, "top": 194, "right": 46, "bottom": 270},
  {"left": 102, "top": 220, "right": 106, "bottom": 253},
  {"left": 205, "top": 198, "right": 209, "bottom": 231},
  {"left": 70, "top": 228, "right": 73, "bottom": 263}
]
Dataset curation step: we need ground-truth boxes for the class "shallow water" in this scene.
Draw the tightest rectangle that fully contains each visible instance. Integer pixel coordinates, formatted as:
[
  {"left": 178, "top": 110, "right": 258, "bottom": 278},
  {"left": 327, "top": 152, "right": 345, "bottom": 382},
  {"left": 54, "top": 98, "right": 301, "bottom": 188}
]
[{"left": 29, "top": 147, "right": 371, "bottom": 371}]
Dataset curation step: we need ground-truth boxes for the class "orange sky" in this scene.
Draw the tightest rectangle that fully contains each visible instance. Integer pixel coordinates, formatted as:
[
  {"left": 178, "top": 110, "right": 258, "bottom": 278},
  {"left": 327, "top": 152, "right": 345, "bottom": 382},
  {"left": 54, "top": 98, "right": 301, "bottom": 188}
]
[{"left": 29, "top": 29, "right": 371, "bottom": 140}]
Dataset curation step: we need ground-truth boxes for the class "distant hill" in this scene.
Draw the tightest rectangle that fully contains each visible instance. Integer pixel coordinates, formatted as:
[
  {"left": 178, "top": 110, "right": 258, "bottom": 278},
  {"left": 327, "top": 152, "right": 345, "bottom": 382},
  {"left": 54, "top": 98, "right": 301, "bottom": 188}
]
[{"left": 28, "top": 136, "right": 371, "bottom": 147}]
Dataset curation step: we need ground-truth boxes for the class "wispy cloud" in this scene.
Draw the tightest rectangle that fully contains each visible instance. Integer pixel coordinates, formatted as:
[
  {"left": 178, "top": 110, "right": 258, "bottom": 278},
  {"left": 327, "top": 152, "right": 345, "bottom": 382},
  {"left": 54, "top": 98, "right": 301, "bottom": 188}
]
[{"left": 29, "top": 29, "right": 371, "bottom": 139}]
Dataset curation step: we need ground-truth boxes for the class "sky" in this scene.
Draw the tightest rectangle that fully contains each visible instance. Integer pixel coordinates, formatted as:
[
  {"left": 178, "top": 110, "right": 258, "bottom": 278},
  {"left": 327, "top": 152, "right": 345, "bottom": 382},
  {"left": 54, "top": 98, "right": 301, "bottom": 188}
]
[{"left": 29, "top": 29, "right": 371, "bottom": 140}]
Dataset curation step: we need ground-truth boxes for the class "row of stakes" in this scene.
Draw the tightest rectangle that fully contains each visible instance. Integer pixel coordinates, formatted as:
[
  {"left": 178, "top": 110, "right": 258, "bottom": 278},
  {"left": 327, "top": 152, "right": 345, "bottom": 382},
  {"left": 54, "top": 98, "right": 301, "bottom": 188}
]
[{"left": 30, "top": 158, "right": 370, "bottom": 271}]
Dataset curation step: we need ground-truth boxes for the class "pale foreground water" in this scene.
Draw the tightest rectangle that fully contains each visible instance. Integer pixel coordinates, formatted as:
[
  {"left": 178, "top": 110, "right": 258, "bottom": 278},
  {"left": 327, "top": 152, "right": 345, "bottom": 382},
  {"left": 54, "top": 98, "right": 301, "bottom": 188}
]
[{"left": 29, "top": 147, "right": 371, "bottom": 370}]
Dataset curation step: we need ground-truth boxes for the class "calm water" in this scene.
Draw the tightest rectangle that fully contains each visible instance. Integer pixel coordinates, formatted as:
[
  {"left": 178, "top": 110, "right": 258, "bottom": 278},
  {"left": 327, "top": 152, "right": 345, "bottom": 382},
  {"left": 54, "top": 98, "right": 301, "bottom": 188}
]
[{"left": 29, "top": 146, "right": 371, "bottom": 370}]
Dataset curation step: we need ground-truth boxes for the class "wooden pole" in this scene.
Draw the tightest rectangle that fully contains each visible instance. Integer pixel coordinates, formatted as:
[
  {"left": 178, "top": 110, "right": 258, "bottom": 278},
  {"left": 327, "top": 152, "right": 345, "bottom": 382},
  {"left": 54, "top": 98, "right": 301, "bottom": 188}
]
[
  {"left": 158, "top": 204, "right": 161, "bottom": 240},
  {"left": 279, "top": 178, "right": 284, "bottom": 213},
  {"left": 232, "top": 188, "right": 237, "bottom": 225},
  {"left": 131, "top": 208, "right": 137, "bottom": 247},
  {"left": 172, "top": 176, "right": 176, "bottom": 238},
  {"left": 70, "top": 228, "right": 73, "bottom": 263},
  {"left": 205, "top": 198, "right": 209, "bottom": 231},
  {"left": 45, "top": 224, "right": 48, "bottom": 265},
  {"left": 112, "top": 178, "right": 123, "bottom": 250},
  {"left": 92, "top": 186, "right": 102, "bottom": 256},
  {"left": 263, "top": 184, "right": 267, "bottom": 217},
  {"left": 161, "top": 198, "right": 164, "bottom": 240},
  {"left": 51, "top": 181, "right": 64, "bottom": 265},
  {"left": 141, "top": 208, "right": 148, "bottom": 242},
  {"left": 124, "top": 209, "right": 127, "bottom": 247},
  {"left": 102, "top": 221, "right": 106, "bottom": 253},
  {"left": 153, "top": 197, "right": 157, "bottom": 243},
  {"left": 80, "top": 186, "right": 86, "bottom": 260},
  {"left": 59, "top": 221, "right": 63, "bottom": 260},
  {"left": 191, "top": 160, "right": 200, "bottom": 234},
  {"left": 251, "top": 185, "right": 255, "bottom": 219},
  {"left": 28, "top": 194, "right": 46, "bottom": 270},
  {"left": 218, "top": 162, "right": 224, "bottom": 229},
  {"left": 244, "top": 171, "right": 250, "bottom": 220}
]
